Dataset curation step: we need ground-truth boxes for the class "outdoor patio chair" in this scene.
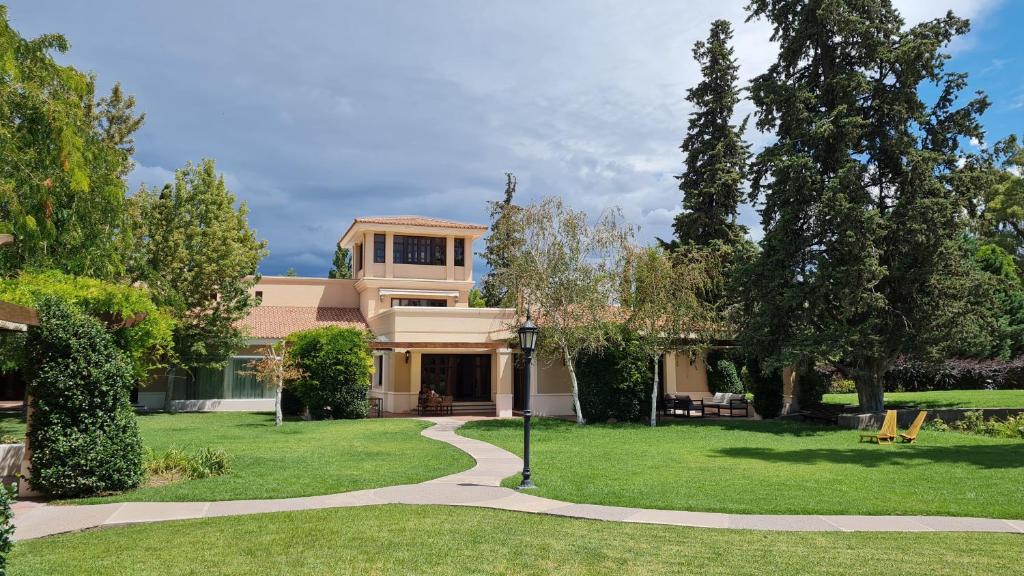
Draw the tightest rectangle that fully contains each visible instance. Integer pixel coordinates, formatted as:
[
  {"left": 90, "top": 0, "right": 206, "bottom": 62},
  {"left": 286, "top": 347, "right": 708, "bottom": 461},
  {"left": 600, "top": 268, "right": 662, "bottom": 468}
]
[
  {"left": 441, "top": 395, "right": 453, "bottom": 416},
  {"left": 900, "top": 410, "right": 928, "bottom": 443},
  {"left": 859, "top": 409, "right": 898, "bottom": 444},
  {"left": 367, "top": 397, "right": 383, "bottom": 418},
  {"left": 663, "top": 395, "right": 703, "bottom": 418}
]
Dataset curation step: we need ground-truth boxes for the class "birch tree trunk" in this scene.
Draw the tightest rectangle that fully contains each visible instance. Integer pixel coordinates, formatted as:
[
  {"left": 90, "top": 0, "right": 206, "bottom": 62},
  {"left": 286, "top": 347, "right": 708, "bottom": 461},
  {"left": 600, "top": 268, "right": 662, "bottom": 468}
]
[
  {"left": 563, "top": 345, "right": 585, "bottom": 425},
  {"left": 650, "top": 355, "right": 660, "bottom": 427},
  {"left": 165, "top": 366, "right": 176, "bottom": 413},
  {"left": 274, "top": 379, "right": 283, "bottom": 427}
]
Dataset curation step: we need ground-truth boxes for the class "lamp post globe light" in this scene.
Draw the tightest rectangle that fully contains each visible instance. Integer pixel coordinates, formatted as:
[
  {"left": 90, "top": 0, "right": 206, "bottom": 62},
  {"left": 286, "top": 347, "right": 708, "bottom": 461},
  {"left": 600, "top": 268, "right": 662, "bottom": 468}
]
[{"left": 516, "top": 310, "right": 539, "bottom": 490}]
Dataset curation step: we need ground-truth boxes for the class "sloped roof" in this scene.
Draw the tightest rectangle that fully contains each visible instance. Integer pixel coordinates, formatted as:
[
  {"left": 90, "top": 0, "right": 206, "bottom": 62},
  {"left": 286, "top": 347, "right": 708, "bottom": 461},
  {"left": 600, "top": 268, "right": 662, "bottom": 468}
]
[
  {"left": 239, "top": 306, "right": 368, "bottom": 339},
  {"left": 351, "top": 215, "right": 487, "bottom": 230}
]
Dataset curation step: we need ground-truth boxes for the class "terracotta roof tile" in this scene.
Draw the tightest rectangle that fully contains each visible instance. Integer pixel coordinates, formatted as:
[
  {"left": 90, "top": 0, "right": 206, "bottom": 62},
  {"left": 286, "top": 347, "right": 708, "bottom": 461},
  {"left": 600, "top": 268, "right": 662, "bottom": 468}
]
[
  {"left": 239, "top": 306, "right": 368, "bottom": 339},
  {"left": 352, "top": 215, "right": 487, "bottom": 230}
]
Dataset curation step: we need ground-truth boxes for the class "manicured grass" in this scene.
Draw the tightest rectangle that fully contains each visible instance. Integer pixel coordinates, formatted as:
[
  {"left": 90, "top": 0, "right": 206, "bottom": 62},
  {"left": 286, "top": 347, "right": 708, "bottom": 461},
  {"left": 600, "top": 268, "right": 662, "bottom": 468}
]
[
  {"left": 459, "top": 418, "right": 1024, "bottom": 519},
  {"left": 76, "top": 412, "right": 472, "bottom": 503},
  {"left": 11, "top": 506, "right": 1024, "bottom": 576},
  {"left": 822, "top": 389, "right": 1024, "bottom": 409},
  {"left": 0, "top": 411, "right": 25, "bottom": 441}
]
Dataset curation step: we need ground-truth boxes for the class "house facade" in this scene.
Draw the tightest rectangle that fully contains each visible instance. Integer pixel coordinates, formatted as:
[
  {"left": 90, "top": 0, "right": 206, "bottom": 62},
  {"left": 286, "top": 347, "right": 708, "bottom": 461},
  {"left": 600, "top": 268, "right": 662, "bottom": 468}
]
[{"left": 139, "top": 215, "right": 714, "bottom": 416}]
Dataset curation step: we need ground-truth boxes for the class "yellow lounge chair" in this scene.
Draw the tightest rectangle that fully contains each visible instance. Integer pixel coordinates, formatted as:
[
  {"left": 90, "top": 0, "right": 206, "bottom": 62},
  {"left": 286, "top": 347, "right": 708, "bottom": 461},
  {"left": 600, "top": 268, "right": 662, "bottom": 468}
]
[
  {"left": 900, "top": 411, "right": 928, "bottom": 443},
  {"left": 859, "top": 410, "right": 897, "bottom": 444}
]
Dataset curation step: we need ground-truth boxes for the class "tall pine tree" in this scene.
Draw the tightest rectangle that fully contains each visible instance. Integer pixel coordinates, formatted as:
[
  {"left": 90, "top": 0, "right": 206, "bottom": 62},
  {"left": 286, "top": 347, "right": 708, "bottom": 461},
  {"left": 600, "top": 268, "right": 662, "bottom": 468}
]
[
  {"left": 742, "top": 0, "right": 999, "bottom": 411},
  {"left": 672, "top": 19, "right": 750, "bottom": 247},
  {"left": 480, "top": 173, "right": 523, "bottom": 307}
]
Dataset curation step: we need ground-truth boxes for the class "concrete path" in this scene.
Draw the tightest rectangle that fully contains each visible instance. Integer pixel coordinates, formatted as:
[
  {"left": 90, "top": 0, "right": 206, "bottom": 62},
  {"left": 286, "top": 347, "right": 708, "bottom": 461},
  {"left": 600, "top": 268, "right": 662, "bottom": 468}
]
[{"left": 12, "top": 417, "right": 1024, "bottom": 540}]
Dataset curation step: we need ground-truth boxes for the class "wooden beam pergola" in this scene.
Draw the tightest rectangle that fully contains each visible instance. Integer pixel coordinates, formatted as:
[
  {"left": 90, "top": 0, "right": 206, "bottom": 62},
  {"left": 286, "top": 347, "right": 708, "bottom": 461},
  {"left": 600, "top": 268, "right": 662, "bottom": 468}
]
[{"left": 0, "top": 300, "right": 39, "bottom": 331}]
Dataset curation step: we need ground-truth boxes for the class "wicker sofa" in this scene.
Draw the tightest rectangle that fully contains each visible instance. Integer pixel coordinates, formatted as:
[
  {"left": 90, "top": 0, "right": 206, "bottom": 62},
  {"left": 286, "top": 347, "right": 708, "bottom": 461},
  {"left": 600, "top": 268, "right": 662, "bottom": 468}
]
[{"left": 704, "top": 392, "right": 749, "bottom": 417}]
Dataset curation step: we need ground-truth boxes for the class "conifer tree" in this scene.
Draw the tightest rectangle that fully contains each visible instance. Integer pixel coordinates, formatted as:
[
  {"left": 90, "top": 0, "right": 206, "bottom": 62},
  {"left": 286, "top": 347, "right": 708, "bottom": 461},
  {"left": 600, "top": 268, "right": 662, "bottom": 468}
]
[
  {"left": 742, "top": 0, "right": 999, "bottom": 411},
  {"left": 328, "top": 245, "right": 351, "bottom": 279},
  {"left": 672, "top": 19, "right": 750, "bottom": 247},
  {"left": 480, "top": 173, "right": 523, "bottom": 307}
]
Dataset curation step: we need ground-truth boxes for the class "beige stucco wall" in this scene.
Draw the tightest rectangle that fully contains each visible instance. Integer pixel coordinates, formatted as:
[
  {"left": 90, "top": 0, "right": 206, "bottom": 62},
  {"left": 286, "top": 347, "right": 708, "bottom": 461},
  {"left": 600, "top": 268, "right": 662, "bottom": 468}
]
[
  {"left": 536, "top": 359, "right": 573, "bottom": 394},
  {"left": 669, "top": 351, "right": 710, "bottom": 397},
  {"left": 391, "top": 351, "right": 411, "bottom": 393},
  {"left": 369, "top": 307, "right": 514, "bottom": 343},
  {"left": 252, "top": 277, "right": 359, "bottom": 308}
]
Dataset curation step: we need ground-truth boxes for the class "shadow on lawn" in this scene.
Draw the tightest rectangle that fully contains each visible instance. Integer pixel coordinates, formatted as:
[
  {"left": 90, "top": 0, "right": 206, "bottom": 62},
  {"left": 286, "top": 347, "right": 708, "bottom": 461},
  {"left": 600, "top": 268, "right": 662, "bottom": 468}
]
[
  {"left": 713, "top": 444, "right": 1024, "bottom": 470},
  {"left": 468, "top": 417, "right": 836, "bottom": 437}
]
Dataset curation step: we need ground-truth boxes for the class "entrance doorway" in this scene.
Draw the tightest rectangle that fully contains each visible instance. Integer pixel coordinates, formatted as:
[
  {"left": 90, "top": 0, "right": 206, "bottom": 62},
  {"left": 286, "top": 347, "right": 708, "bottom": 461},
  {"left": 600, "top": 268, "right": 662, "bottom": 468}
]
[{"left": 421, "top": 354, "right": 491, "bottom": 402}]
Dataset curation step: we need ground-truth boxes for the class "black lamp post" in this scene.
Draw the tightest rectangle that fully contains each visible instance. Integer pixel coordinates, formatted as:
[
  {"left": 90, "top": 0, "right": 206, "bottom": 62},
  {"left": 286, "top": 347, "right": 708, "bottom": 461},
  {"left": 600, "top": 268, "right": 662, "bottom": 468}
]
[{"left": 516, "top": 310, "right": 539, "bottom": 490}]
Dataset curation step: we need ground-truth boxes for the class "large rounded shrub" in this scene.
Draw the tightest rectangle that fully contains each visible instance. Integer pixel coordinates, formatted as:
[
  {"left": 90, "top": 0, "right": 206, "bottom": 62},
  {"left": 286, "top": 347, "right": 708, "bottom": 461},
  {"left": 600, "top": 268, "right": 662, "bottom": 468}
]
[
  {"left": 576, "top": 326, "right": 652, "bottom": 422},
  {"left": 26, "top": 297, "right": 144, "bottom": 498},
  {"left": 287, "top": 327, "right": 373, "bottom": 419}
]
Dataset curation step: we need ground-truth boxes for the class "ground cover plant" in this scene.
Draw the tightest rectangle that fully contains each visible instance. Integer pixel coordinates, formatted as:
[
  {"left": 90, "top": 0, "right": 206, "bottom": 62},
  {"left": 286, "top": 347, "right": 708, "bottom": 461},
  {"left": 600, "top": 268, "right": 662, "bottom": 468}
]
[
  {"left": 10, "top": 505, "right": 1024, "bottom": 576},
  {"left": 144, "top": 447, "right": 231, "bottom": 487},
  {"left": 822, "top": 390, "right": 1024, "bottom": 409},
  {"left": 459, "top": 418, "right": 1024, "bottom": 519},
  {"left": 75, "top": 412, "right": 471, "bottom": 503}
]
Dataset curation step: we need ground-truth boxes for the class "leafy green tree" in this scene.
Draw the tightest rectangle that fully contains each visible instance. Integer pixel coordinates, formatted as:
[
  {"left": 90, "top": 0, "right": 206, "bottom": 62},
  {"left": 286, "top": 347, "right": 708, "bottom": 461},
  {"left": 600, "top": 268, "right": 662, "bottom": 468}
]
[
  {"left": 0, "top": 8, "right": 144, "bottom": 280},
  {"left": 480, "top": 173, "right": 523, "bottom": 307},
  {"left": 503, "top": 197, "right": 633, "bottom": 424},
  {"left": 243, "top": 342, "right": 305, "bottom": 427},
  {"left": 128, "top": 159, "right": 267, "bottom": 378},
  {"left": 328, "top": 245, "right": 351, "bottom": 279},
  {"left": 620, "top": 245, "right": 717, "bottom": 425},
  {"left": 468, "top": 287, "right": 486, "bottom": 308},
  {"left": 672, "top": 19, "right": 750, "bottom": 247},
  {"left": 742, "top": 1, "right": 999, "bottom": 411},
  {"left": 287, "top": 327, "right": 373, "bottom": 420},
  {"left": 962, "top": 135, "right": 1024, "bottom": 264},
  {"left": 0, "top": 270, "right": 174, "bottom": 378},
  {"left": 285, "top": 267, "right": 298, "bottom": 277}
]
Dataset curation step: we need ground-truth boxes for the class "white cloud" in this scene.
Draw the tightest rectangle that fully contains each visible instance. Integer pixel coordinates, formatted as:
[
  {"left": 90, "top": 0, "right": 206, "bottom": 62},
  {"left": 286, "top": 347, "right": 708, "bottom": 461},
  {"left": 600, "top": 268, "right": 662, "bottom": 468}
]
[{"left": 12, "top": 0, "right": 1005, "bottom": 273}]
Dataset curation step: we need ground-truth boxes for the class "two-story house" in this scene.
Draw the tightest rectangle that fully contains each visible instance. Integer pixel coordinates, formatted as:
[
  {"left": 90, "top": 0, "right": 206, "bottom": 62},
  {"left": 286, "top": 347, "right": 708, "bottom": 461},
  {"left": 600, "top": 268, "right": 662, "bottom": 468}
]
[{"left": 140, "top": 215, "right": 712, "bottom": 416}]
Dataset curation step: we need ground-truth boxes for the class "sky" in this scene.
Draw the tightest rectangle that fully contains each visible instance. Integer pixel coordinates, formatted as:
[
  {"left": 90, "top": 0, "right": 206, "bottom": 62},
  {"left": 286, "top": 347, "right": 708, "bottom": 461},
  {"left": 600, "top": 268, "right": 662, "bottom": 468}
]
[{"left": 7, "top": 1, "right": 1024, "bottom": 276}]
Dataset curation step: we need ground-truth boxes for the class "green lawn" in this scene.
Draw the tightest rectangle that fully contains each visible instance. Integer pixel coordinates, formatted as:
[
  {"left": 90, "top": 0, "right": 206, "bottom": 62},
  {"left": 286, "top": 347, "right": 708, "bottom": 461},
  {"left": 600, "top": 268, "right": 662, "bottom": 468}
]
[
  {"left": 76, "top": 412, "right": 472, "bottom": 503},
  {"left": 0, "top": 412, "right": 25, "bottom": 441},
  {"left": 459, "top": 418, "right": 1024, "bottom": 519},
  {"left": 822, "top": 389, "right": 1024, "bottom": 409},
  {"left": 11, "top": 505, "right": 1023, "bottom": 576}
]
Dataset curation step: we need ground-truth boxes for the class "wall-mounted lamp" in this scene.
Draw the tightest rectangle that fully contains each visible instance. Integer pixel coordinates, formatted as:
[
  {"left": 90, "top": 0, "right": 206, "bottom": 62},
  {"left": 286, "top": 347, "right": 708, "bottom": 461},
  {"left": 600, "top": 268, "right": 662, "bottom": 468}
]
[{"left": 404, "top": 350, "right": 411, "bottom": 364}]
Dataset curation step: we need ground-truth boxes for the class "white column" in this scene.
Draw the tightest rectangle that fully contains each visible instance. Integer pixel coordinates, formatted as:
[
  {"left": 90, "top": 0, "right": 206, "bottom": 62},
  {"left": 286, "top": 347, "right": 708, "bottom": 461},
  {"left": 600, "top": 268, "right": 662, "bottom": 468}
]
[
  {"left": 494, "top": 348, "right": 514, "bottom": 417},
  {"left": 385, "top": 232, "right": 394, "bottom": 278},
  {"left": 445, "top": 235, "right": 455, "bottom": 280}
]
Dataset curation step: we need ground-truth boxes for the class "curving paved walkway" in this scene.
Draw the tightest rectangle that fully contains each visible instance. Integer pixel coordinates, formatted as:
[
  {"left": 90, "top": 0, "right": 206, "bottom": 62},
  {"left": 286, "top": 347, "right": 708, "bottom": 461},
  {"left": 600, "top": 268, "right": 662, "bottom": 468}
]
[{"left": 12, "top": 417, "right": 1024, "bottom": 540}]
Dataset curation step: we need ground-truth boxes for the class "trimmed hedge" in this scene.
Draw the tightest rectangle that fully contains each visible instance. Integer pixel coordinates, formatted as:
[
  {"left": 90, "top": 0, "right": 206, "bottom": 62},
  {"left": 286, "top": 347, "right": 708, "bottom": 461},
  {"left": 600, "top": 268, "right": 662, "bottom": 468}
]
[
  {"left": 0, "top": 482, "right": 12, "bottom": 574},
  {"left": 26, "top": 297, "right": 144, "bottom": 498},
  {"left": 287, "top": 327, "right": 373, "bottom": 419},
  {"left": 576, "top": 326, "right": 652, "bottom": 423},
  {"left": 883, "top": 357, "right": 1024, "bottom": 392}
]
